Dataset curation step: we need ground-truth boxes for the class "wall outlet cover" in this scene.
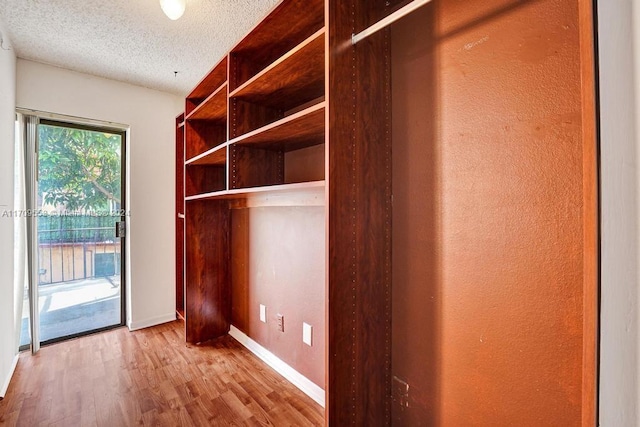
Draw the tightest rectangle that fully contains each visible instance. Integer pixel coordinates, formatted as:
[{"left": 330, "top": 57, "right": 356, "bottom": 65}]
[
  {"left": 260, "top": 304, "right": 267, "bottom": 323},
  {"left": 303, "top": 322, "right": 313, "bottom": 346}
]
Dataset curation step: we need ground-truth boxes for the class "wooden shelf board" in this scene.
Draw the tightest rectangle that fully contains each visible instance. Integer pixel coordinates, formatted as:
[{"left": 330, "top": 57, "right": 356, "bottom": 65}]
[
  {"left": 185, "top": 180, "right": 325, "bottom": 202},
  {"left": 231, "top": 102, "right": 325, "bottom": 152},
  {"left": 186, "top": 142, "right": 228, "bottom": 166},
  {"left": 188, "top": 56, "right": 228, "bottom": 100},
  {"left": 230, "top": 29, "right": 325, "bottom": 111},
  {"left": 186, "top": 83, "right": 227, "bottom": 121},
  {"left": 231, "top": 0, "right": 324, "bottom": 60}
]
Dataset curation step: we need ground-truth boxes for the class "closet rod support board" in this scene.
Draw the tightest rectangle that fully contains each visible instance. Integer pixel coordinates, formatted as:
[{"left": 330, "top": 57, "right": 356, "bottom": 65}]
[{"left": 351, "top": 0, "right": 433, "bottom": 45}]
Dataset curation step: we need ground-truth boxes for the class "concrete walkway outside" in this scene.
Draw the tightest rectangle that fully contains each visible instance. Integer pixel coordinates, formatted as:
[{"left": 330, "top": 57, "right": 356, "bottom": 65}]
[{"left": 20, "top": 277, "right": 122, "bottom": 346}]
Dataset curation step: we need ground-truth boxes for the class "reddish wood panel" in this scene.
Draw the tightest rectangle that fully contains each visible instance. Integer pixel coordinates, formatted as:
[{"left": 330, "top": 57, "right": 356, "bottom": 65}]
[
  {"left": 230, "top": 98, "right": 283, "bottom": 139},
  {"left": 188, "top": 144, "right": 227, "bottom": 166},
  {"left": 284, "top": 144, "right": 325, "bottom": 184},
  {"left": 232, "top": 103, "right": 325, "bottom": 152},
  {"left": 229, "top": 145, "right": 283, "bottom": 189},
  {"left": 229, "top": 0, "right": 324, "bottom": 91},
  {"left": 176, "top": 114, "right": 185, "bottom": 317},
  {"left": 185, "top": 121, "right": 226, "bottom": 160},
  {"left": 185, "top": 200, "right": 231, "bottom": 344},
  {"left": 327, "top": 0, "right": 392, "bottom": 424},
  {"left": 230, "top": 30, "right": 325, "bottom": 112},
  {"left": 185, "top": 165, "right": 226, "bottom": 197},
  {"left": 187, "top": 83, "right": 227, "bottom": 121},
  {"left": 187, "top": 56, "right": 228, "bottom": 115},
  {"left": 390, "top": 1, "right": 596, "bottom": 425}
]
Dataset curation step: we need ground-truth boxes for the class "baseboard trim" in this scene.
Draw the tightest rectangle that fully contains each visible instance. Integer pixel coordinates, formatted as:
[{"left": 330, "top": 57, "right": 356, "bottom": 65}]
[
  {"left": 128, "top": 313, "right": 177, "bottom": 331},
  {"left": 0, "top": 354, "right": 19, "bottom": 399},
  {"left": 229, "top": 325, "right": 325, "bottom": 408}
]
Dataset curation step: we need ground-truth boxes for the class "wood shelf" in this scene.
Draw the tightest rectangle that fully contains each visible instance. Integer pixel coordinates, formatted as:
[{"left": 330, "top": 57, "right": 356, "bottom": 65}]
[
  {"left": 230, "top": 29, "right": 325, "bottom": 111},
  {"left": 185, "top": 180, "right": 325, "bottom": 202},
  {"left": 187, "top": 57, "right": 228, "bottom": 115},
  {"left": 186, "top": 83, "right": 227, "bottom": 121},
  {"left": 186, "top": 142, "right": 227, "bottom": 166},
  {"left": 229, "top": 0, "right": 324, "bottom": 92},
  {"left": 230, "top": 102, "right": 325, "bottom": 152}
]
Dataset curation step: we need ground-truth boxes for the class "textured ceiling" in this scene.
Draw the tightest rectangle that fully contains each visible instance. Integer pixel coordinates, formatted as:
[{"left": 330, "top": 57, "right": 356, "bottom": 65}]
[{"left": 0, "top": 0, "right": 279, "bottom": 95}]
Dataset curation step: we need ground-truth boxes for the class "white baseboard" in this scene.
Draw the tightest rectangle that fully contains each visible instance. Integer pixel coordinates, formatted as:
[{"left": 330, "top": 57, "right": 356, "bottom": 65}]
[
  {"left": 229, "top": 325, "right": 325, "bottom": 408},
  {"left": 128, "top": 313, "right": 177, "bottom": 331},
  {"left": 0, "top": 354, "right": 19, "bottom": 399}
]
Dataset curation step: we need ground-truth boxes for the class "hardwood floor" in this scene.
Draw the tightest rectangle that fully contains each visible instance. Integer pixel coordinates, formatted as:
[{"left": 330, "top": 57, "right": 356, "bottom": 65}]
[{"left": 0, "top": 320, "right": 324, "bottom": 426}]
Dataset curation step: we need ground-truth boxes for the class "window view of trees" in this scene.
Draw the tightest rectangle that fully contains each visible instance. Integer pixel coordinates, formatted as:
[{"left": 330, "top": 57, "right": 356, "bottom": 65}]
[
  {"left": 38, "top": 124, "right": 121, "bottom": 212},
  {"left": 37, "top": 124, "right": 123, "bottom": 244}
]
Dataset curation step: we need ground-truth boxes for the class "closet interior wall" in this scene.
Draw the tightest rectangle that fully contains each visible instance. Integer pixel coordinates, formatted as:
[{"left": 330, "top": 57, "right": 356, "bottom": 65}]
[{"left": 389, "top": 0, "right": 596, "bottom": 425}]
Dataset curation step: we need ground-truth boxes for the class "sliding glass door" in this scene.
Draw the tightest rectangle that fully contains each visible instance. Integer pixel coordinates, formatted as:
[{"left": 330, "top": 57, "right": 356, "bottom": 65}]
[{"left": 20, "top": 116, "right": 126, "bottom": 349}]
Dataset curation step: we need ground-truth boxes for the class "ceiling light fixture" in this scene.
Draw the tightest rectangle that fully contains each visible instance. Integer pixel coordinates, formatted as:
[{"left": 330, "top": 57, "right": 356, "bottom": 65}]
[{"left": 160, "top": 0, "right": 186, "bottom": 20}]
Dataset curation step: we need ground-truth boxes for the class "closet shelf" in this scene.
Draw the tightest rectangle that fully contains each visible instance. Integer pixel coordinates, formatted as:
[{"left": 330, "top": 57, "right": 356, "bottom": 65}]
[
  {"left": 186, "top": 142, "right": 227, "bottom": 166},
  {"left": 185, "top": 180, "right": 325, "bottom": 201},
  {"left": 230, "top": 102, "right": 325, "bottom": 151},
  {"left": 186, "top": 57, "right": 228, "bottom": 115},
  {"left": 186, "top": 83, "right": 227, "bottom": 121},
  {"left": 230, "top": 29, "right": 325, "bottom": 111}
]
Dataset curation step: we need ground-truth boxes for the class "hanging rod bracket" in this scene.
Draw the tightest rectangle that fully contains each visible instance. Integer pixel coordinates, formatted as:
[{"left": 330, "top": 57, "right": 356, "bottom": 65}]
[{"left": 351, "top": 0, "right": 433, "bottom": 45}]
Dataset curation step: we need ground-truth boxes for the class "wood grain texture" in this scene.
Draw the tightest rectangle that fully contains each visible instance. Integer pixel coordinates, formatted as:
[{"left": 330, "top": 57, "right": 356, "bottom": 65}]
[
  {"left": 185, "top": 165, "right": 226, "bottom": 197},
  {"left": 188, "top": 143, "right": 227, "bottom": 166},
  {"left": 176, "top": 114, "right": 185, "bottom": 318},
  {"left": 327, "top": 0, "right": 393, "bottom": 424},
  {"left": 230, "top": 98, "right": 283, "bottom": 140},
  {"left": 187, "top": 56, "right": 228, "bottom": 115},
  {"left": 186, "top": 83, "right": 227, "bottom": 122},
  {"left": 185, "top": 200, "right": 231, "bottom": 343},
  {"left": 230, "top": 30, "right": 325, "bottom": 112},
  {"left": 230, "top": 145, "right": 283, "bottom": 189},
  {"left": 185, "top": 120, "right": 226, "bottom": 161},
  {"left": 232, "top": 102, "right": 325, "bottom": 152},
  {"left": 230, "top": 0, "right": 324, "bottom": 91},
  {"left": 0, "top": 321, "right": 324, "bottom": 426}
]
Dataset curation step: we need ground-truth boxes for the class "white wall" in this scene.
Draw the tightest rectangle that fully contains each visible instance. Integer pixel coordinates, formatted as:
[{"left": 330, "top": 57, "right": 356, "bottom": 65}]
[
  {"left": 16, "top": 59, "right": 183, "bottom": 330},
  {"left": 0, "top": 24, "right": 17, "bottom": 397},
  {"left": 598, "top": 0, "right": 640, "bottom": 425}
]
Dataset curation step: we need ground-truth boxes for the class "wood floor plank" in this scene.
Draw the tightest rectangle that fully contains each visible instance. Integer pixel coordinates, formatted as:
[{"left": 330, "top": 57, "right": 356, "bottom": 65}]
[{"left": 0, "top": 320, "right": 323, "bottom": 426}]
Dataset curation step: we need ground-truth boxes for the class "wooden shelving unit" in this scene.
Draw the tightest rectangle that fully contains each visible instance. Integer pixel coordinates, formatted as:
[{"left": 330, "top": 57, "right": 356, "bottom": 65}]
[
  {"left": 185, "top": 83, "right": 227, "bottom": 122},
  {"left": 186, "top": 57, "right": 228, "bottom": 116},
  {"left": 231, "top": 102, "right": 324, "bottom": 151},
  {"left": 177, "top": 0, "right": 389, "bottom": 424},
  {"left": 230, "top": 30, "right": 325, "bottom": 111},
  {"left": 176, "top": 0, "right": 599, "bottom": 425},
  {"left": 186, "top": 142, "right": 227, "bottom": 166}
]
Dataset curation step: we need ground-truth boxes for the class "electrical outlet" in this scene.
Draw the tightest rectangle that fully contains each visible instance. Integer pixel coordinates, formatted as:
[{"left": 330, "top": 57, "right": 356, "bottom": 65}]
[
  {"left": 277, "top": 314, "right": 284, "bottom": 332},
  {"left": 303, "top": 322, "right": 313, "bottom": 346},
  {"left": 393, "top": 376, "right": 410, "bottom": 408},
  {"left": 260, "top": 304, "right": 267, "bottom": 323}
]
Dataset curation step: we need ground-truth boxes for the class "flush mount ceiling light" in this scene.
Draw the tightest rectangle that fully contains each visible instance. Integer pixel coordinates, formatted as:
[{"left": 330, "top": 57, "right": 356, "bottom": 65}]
[{"left": 160, "top": 0, "right": 186, "bottom": 20}]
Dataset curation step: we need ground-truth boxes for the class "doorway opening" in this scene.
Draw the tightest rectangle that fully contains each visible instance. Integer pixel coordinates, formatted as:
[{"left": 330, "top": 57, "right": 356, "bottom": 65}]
[{"left": 18, "top": 114, "right": 127, "bottom": 350}]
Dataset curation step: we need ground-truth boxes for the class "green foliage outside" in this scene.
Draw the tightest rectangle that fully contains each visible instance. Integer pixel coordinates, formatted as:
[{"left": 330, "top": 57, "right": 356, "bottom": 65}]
[
  {"left": 38, "top": 124, "right": 121, "bottom": 212},
  {"left": 37, "top": 124, "right": 122, "bottom": 244}
]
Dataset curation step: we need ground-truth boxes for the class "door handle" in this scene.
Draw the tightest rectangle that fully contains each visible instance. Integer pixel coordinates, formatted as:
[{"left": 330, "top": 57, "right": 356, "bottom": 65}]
[{"left": 115, "top": 221, "right": 126, "bottom": 238}]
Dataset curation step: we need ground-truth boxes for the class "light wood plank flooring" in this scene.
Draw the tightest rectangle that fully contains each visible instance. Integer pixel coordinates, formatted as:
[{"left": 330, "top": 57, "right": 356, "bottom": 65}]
[{"left": 0, "top": 320, "right": 324, "bottom": 426}]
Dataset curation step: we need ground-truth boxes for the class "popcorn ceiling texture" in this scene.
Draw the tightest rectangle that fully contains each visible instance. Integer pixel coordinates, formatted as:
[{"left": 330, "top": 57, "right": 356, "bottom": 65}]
[{"left": 0, "top": 0, "right": 279, "bottom": 95}]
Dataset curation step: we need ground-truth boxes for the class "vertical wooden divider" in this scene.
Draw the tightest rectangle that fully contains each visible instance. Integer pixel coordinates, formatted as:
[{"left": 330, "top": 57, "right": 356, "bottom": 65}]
[{"left": 327, "top": 0, "right": 392, "bottom": 424}]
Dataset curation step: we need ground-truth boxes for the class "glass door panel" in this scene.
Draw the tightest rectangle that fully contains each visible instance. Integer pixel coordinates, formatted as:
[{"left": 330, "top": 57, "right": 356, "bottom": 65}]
[{"left": 22, "top": 120, "right": 126, "bottom": 345}]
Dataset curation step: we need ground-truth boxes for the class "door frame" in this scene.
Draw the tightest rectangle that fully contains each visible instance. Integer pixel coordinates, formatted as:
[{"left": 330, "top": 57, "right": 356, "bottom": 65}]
[{"left": 18, "top": 109, "right": 129, "bottom": 351}]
